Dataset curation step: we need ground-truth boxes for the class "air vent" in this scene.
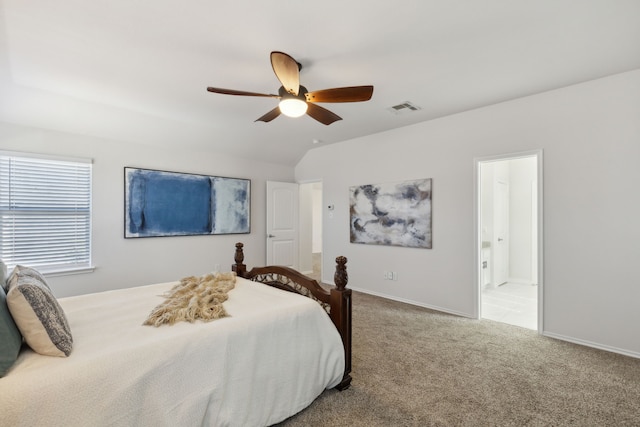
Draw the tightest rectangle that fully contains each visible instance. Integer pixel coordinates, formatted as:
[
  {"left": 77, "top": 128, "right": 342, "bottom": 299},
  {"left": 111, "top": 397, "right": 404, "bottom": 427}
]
[{"left": 387, "top": 101, "right": 422, "bottom": 115}]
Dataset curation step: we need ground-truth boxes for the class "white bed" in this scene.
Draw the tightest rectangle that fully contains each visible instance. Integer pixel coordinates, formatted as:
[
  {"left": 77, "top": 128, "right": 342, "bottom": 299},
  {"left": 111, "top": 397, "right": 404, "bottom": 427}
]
[{"left": 0, "top": 276, "right": 345, "bottom": 427}]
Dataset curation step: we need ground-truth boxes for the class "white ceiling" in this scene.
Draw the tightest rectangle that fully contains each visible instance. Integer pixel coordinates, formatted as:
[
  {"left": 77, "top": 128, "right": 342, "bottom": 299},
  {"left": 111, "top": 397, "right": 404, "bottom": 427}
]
[{"left": 1, "top": 1, "right": 639, "bottom": 165}]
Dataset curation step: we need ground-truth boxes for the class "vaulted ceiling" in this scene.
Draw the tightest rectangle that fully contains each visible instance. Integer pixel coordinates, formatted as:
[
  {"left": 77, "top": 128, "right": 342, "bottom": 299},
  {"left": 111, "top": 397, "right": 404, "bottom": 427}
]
[{"left": 1, "top": 1, "right": 639, "bottom": 165}]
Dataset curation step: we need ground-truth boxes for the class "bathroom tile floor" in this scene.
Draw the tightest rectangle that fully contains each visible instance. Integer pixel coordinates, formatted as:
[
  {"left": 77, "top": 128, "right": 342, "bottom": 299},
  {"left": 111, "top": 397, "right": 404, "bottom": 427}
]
[{"left": 482, "top": 282, "right": 538, "bottom": 330}]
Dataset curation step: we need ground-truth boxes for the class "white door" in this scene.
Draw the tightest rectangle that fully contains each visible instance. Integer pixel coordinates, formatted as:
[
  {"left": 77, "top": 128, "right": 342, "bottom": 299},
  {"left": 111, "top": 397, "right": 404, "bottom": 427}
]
[
  {"left": 493, "top": 180, "right": 509, "bottom": 286},
  {"left": 266, "top": 181, "right": 299, "bottom": 268}
]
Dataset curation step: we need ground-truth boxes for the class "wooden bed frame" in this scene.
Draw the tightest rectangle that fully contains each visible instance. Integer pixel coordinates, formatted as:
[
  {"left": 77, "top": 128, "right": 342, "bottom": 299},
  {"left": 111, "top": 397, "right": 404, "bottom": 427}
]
[{"left": 232, "top": 242, "right": 352, "bottom": 390}]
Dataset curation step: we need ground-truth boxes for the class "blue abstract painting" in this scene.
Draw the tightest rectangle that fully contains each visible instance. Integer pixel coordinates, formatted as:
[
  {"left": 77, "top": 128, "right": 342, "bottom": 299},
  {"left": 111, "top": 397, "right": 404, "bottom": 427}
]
[
  {"left": 350, "top": 178, "right": 432, "bottom": 249},
  {"left": 125, "top": 168, "right": 250, "bottom": 238}
]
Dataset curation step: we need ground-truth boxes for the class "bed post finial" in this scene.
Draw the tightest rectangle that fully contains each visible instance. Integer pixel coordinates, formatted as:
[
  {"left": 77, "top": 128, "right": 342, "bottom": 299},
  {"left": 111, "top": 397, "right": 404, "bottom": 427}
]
[
  {"left": 334, "top": 256, "right": 348, "bottom": 290},
  {"left": 233, "top": 242, "right": 246, "bottom": 276}
]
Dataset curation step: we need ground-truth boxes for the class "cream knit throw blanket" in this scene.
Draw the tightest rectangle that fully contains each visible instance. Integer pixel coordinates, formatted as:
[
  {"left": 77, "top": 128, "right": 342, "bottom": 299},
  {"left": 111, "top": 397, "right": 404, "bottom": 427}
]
[{"left": 144, "top": 272, "right": 236, "bottom": 327}]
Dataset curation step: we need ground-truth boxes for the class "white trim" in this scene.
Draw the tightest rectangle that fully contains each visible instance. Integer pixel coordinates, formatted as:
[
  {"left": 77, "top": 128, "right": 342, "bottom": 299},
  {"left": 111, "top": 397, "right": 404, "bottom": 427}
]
[
  {"left": 507, "top": 277, "right": 536, "bottom": 285},
  {"left": 535, "top": 151, "right": 544, "bottom": 332},
  {"left": 474, "top": 149, "right": 542, "bottom": 164},
  {"left": 42, "top": 266, "right": 96, "bottom": 277},
  {"left": 330, "top": 278, "right": 638, "bottom": 360},
  {"left": 340, "top": 285, "right": 473, "bottom": 319},
  {"left": 543, "top": 331, "right": 640, "bottom": 360}
]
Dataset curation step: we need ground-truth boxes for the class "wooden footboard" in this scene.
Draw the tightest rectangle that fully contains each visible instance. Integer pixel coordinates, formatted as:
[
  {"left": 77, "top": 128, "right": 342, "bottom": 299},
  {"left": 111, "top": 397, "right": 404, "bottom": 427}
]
[{"left": 232, "top": 242, "right": 352, "bottom": 390}]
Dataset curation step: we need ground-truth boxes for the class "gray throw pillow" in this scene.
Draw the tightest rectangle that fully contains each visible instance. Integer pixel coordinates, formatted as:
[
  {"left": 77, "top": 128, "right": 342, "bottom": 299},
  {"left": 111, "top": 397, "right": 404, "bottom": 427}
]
[{"left": 6, "top": 267, "right": 73, "bottom": 357}]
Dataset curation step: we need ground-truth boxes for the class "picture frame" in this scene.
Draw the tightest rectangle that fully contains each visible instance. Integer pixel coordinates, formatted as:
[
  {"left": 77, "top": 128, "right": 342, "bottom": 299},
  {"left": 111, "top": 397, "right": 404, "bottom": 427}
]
[
  {"left": 124, "top": 167, "right": 250, "bottom": 238},
  {"left": 350, "top": 178, "right": 432, "bottom": 249}
]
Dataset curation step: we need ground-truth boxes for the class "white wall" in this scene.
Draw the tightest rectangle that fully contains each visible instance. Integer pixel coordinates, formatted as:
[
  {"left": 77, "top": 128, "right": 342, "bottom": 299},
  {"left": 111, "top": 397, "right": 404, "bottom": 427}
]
[
  {"left": 298, "top": 183, "right": 313, "bottom": 274},
  {"left": 509, "top": 156, "right": 536, "bottom": 284},
  {"left": 312, "top": 183, "right": 322, "bottom": 253},
  {"left": 0, "top": 122, "right": 294, "bottom": 297},
  {"left": 296, "top": 69, "right": 640, "bottom": 357},
  {"left": 299, "top": 182, "right": 324, "bottom": 273}
]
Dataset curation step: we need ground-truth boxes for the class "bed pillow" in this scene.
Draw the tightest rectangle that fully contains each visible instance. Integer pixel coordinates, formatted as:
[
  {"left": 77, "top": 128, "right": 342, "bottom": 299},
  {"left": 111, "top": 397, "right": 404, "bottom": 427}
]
[
  {"left": 0, "top": 284, "right": 23, "bottom": 376},
  {"left": 9, "top": 265, "right": 49, "bottom": 286},
  {"left": 6, "top": 267, "right": 73, "bottom": 357}
]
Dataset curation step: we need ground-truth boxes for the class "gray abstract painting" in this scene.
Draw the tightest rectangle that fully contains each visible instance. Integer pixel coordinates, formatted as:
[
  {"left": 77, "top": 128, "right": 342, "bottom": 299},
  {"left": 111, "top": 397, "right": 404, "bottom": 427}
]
[{"left": 350, "top": 178, "right": 432, "bottom": 248}]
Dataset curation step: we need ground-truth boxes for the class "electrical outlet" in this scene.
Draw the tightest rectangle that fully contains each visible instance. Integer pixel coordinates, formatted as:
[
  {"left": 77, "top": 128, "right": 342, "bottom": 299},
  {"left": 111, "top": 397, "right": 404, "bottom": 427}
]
[{"left": 383, "top": 271, "right": 398, "bottom": 280}]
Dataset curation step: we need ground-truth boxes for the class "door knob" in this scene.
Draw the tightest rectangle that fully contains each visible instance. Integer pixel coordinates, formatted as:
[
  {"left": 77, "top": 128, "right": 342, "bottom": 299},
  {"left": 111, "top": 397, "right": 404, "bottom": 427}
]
[
  {"left": 268, "top": 234, "right": 276, "bottom": 238},
  {"left": 498, "top": 238, "right": 504, "bottom": 242}
]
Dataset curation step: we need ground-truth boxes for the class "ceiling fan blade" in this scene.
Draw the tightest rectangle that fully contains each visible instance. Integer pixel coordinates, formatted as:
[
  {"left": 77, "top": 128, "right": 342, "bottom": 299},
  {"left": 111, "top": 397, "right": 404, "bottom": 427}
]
[
  {"left": 305, "top": 85, "right": 374, "bottom": 103},
  {"left": 207, "top": 87, "right": 280, "bottom": 98},
  {"left": 306, "top": 103, "right": 342, "bottom": 125},
  {"left": 271, "top": 51, "right": 300, "bottom": 96},
  {"left": 255, "top": 107, "right": 281, "bottom": 123}
]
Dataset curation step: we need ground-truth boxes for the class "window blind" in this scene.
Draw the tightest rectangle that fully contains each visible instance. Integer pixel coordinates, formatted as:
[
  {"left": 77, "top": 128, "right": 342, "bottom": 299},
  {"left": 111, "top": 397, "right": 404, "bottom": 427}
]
[{"left": 0, "top": 153, "right": 92, "bottom": 272}]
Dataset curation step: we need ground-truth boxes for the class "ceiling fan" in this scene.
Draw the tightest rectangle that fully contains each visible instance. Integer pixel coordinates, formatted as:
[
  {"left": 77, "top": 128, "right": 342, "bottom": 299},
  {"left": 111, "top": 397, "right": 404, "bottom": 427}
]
[{"left": 206, "top": 51, "right": 373, "bottom": 125}]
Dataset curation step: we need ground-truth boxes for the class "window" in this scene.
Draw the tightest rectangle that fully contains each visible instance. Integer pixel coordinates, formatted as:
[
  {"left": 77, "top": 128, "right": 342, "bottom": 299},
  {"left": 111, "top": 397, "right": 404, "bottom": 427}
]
[{"left": 0, "top": 151, "right": 92, "bottom": 274}]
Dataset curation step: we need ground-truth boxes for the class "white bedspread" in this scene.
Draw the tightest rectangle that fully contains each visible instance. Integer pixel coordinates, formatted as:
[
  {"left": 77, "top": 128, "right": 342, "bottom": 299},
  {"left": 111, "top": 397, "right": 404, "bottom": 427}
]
[{"left": 0, "top": 277, "right": 345, "bottom": 427}]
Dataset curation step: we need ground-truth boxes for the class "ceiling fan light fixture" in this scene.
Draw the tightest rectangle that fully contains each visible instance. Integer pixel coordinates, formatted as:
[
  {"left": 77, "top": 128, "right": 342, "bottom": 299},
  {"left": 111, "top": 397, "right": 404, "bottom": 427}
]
[
  {"left": 207, "top": 52, "right": 372, "bottom": 125},
  {"left": 279, "top": 98, "right": 308, "bottom": 118}
]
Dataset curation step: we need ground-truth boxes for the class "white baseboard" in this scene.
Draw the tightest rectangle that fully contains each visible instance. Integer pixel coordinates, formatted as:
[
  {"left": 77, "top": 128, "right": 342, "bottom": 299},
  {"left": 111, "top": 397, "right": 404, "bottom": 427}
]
[
  {"left": 344, "top": 286, "right": 640, "bottom": 360},
  {"left": 348, "top": 286, "right": 473, "bottom": 319},
  {"left": 542, "top": 331, "right": 640, "bottom": 360},
  {"left": 507, "top": 277, "right": 536, "bottom": 285}
]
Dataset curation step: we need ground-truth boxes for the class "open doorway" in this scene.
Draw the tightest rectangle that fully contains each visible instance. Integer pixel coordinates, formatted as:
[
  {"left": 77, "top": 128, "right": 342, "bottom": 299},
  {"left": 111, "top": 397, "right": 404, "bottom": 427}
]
[
  {"left": 477, "top": 151, "right": 542, "bottom": 331},
  {"left": 299, "top": 182, "right": 323, "bottom": 282}
]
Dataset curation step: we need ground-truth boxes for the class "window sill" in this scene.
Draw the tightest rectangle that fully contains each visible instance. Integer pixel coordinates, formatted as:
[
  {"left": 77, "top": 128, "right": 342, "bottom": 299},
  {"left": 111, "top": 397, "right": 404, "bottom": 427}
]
[{"left": 41, "top": 266, "right": 96, "bottom": 278}]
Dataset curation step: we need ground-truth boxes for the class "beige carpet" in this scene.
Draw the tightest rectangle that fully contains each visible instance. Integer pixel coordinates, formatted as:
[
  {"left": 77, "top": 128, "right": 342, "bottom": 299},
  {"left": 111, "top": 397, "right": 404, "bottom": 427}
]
[{"left": 276, "top": 290, "right": 640, "bottom": 426}]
